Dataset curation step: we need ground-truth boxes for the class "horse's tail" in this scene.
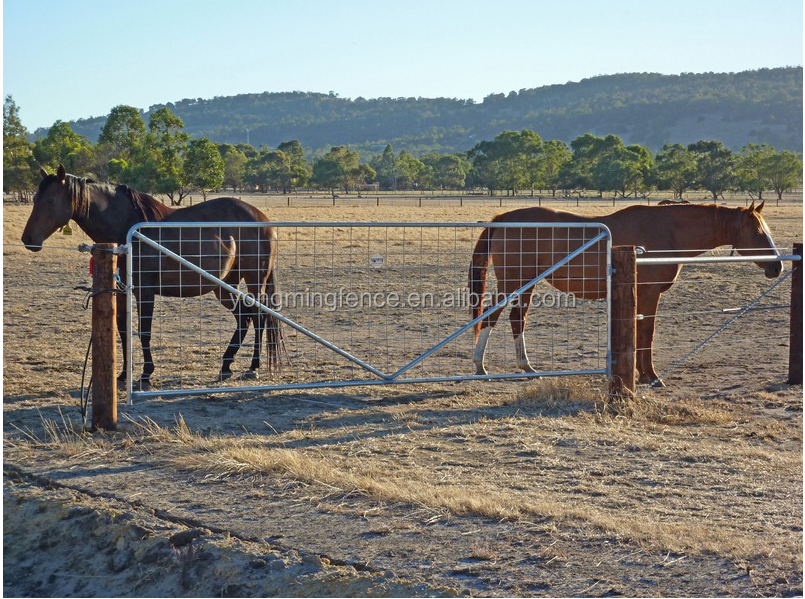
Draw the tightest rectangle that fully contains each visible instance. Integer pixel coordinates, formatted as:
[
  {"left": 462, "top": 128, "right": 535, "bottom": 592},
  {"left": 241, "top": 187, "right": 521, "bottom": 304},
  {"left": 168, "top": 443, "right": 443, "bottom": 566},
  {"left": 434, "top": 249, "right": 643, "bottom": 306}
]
[
  {"left": 264, "top": 268, "right": 289, "bottom": 370},
  {"left": 469, "top": 226, "right": 494, "bottom": 341}
]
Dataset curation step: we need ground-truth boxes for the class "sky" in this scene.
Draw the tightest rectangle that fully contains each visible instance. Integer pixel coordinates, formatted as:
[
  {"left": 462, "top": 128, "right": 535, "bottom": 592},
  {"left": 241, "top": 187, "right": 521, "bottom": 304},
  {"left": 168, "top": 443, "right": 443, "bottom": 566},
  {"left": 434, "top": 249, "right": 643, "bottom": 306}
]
[{"left": 3, "top": 0, "right": 803, "bottom": 132}]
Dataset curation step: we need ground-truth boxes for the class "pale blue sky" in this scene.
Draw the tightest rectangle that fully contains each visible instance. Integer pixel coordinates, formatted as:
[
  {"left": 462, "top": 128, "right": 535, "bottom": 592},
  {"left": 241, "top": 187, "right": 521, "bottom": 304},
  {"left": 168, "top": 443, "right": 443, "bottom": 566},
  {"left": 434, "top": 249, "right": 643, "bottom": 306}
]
[{"left": 3, "top": 0, "right": 803, "bottom": 131}]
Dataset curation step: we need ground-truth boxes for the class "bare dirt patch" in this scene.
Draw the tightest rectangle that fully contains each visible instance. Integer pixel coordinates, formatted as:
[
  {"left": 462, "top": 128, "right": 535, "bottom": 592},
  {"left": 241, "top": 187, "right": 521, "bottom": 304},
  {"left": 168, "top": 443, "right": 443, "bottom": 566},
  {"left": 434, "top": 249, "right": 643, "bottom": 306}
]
[{"left": 4, "top": 196, "right": 803, "bottom": 597}]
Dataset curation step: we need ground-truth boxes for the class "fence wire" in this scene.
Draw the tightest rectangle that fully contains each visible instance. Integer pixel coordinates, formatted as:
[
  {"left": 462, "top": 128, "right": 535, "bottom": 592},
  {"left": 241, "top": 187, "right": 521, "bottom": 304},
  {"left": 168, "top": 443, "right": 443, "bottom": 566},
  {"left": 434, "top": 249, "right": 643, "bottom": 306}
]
[{"left": 125, "top": 222, "right": 611, "bottom": 399}]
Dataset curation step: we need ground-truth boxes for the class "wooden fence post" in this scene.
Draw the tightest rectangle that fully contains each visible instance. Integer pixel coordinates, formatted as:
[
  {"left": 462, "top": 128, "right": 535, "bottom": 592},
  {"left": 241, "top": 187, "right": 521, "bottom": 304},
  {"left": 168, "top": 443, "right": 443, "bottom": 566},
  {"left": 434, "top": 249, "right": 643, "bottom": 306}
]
[
  {"left": 91, "top": 244, "right": 118, "bottom": 431},
  {"left": 610, "top": 246, "right": 637, "bottom": 397},
  {"left": 788, "top": 242, "right": 803, "bottom": 385}
]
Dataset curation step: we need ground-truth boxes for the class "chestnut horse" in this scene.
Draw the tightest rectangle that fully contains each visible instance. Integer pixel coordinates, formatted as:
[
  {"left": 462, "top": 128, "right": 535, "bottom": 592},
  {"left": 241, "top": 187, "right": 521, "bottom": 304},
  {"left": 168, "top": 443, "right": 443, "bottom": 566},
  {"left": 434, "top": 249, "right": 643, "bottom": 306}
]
[
  {"left": 469, "top": 202, "right": 782, "bottom": 386},
  {"left": 22, "top": 165, "right": 284, "bottom": 391}
]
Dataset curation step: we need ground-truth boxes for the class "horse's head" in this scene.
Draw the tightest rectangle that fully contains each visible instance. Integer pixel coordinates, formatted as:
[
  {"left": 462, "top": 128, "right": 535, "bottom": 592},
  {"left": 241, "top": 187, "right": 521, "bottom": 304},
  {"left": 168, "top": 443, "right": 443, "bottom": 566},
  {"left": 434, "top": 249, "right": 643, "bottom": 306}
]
[
  {"left": 732, "top": 201, "right": 783, "bottom": 278},
  {"left": 21, "top": 165, "right": 74, "bottom": 251}
]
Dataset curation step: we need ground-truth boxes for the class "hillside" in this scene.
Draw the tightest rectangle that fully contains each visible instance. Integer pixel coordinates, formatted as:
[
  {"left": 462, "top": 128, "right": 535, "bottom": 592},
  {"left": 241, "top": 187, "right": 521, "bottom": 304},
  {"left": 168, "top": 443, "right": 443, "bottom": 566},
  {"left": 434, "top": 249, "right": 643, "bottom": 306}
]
[{"left": 55, "top": 67, "right": 802, "bottom": 157}]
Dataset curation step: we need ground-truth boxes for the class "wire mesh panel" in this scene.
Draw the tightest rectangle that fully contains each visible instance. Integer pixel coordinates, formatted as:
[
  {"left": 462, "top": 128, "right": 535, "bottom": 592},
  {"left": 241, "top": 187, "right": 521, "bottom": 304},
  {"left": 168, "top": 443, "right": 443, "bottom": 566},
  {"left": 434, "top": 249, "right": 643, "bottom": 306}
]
[{"left": 126, "top": 222, "right": 611, "bottom": 400}]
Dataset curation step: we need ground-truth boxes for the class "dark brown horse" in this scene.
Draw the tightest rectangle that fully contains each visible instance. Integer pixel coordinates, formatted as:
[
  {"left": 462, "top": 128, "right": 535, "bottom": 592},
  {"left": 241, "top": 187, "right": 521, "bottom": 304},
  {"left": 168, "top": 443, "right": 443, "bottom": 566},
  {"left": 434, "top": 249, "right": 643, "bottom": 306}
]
[
  {"left": 469, "top": 202, "right": 783, "bottom": 386},
  {"left": 22, "top": 165, "right": 284, "bottom": 391}
]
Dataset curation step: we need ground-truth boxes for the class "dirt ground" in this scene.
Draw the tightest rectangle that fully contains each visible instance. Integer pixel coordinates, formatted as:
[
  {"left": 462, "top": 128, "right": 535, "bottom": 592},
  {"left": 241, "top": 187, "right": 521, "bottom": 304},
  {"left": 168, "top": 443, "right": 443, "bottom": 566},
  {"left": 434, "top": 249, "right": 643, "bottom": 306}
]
[{"left": 3, "top": 194, "right": 803, "bottom": 597}]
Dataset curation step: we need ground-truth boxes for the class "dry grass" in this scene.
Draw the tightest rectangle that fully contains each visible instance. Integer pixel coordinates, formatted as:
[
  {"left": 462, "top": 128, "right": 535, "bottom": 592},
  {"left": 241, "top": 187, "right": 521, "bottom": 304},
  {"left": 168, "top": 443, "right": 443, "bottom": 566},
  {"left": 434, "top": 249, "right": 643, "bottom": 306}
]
[{"left": 90, "top": 413, "right": 796, "bottom": 566}]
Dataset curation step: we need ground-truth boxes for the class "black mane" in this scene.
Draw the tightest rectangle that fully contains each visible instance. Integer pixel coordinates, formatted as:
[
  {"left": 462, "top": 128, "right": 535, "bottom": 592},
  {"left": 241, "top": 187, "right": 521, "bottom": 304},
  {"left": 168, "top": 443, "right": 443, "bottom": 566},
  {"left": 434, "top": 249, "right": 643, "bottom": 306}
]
[{"left": 114, "top": 184, "right": 173, "bottom": 222}]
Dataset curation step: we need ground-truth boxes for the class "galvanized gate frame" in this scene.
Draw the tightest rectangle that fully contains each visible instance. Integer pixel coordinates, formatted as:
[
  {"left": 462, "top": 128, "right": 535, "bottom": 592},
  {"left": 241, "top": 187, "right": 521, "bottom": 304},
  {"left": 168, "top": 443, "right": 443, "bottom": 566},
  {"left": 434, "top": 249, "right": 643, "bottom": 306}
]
[{"left": 125, "top": 222, "right": 613, "bottom": 402}]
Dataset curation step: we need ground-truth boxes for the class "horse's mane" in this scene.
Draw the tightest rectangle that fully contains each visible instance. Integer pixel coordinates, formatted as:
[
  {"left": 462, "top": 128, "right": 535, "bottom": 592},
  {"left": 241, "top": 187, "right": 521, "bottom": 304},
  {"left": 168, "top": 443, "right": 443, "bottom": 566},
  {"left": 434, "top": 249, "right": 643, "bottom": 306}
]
[
  {"left": 114, "top": 184, "right": 174, "bottom": 222},
  {"left": 61, "top": 174, "right": 93, "bottom": 220}
]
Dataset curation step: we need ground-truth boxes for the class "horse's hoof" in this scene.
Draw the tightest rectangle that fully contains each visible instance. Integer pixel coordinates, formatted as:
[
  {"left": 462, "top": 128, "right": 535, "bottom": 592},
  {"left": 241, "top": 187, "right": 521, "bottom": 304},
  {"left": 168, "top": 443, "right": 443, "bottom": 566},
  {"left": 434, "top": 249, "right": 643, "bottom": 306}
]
[
  {"left": 241, "top": 370, "right": 259, "bottom": 381},
  {"left": 650, "top": 378, "right": 666, "bottom": 388},
  {"left": 520, "top": 364, "right": 537, "bottom": 374},
  {"left": 218, "top": 371, "right": 233, "bottom": 382},
  {"left": 135, "top": 379, "right": 151, "bottom": 392},
  {"left": 474, "top": 365, "right": 488, "bottom": 376}
]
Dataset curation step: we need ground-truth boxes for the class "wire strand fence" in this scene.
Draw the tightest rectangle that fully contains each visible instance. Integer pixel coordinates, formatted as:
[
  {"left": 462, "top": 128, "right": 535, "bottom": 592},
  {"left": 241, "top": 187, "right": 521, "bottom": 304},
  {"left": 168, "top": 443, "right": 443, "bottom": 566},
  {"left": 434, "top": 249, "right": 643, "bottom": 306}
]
[{"left": 634, "top": 246, "right": 800, "bottom": 384}]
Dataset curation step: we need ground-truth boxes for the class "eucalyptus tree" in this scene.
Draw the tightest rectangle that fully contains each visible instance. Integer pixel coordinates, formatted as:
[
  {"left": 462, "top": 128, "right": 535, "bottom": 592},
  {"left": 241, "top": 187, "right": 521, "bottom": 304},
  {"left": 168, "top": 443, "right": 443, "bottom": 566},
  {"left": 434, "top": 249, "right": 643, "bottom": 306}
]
[
  {"left": 219, "top": 144, "right": 248, "bottom": 192},
  {"left": 539, "top": 140, "right": 571, "bottom": 197},
  {"left": 276, "top": 140, "right": 311, "bottom": 189},
  {"left": 766, "top": 150, "right": 803, "bottom": 203},
  {"left": 396, "top": 150, "right": 425, "bottom": 190},
  {"left": 148, "top": 107, "right": 190, "bottom": 202},
  {"left": 654, "top": 143, "right": 697, "bottom": 199},
  {"left": 32, "top": 120, "right": 95, "bottom": 175},
  {"left": 311, "top": 145, "right": 362, "bottom": 194},
  {"left": 564, "top": 133, "right": 622, "bottom": 195},
  {"left": 97, "top": 105, "right": 147, "bottom": 180},
  {"left": 468, "top": 130, "right": 542, "bottom": 195},
  {"left": 184, "top": 137, "right": 225, "bottom": 200},
  {"left": 373, "top": 144, "right": 399, "bottom": 190},
  {"left": 687, "top": 140, "right": 736, "bottom": 201},
  {"left": 3, "top": 95, "right": 36, "bottom": 200},
  {"left": 420, "top": 153, "right": 471, "bottom": 190},
  {"left": 593, "top": 144, "right": 652, "bottom": 197}
]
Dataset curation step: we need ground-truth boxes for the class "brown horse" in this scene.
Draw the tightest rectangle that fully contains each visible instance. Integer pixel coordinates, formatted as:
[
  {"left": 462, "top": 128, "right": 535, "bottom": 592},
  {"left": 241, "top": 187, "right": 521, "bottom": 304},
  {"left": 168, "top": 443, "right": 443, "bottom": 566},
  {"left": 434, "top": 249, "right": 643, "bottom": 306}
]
[
  {"left": 21, "top": 165, "right": 284, "bottom": 391},
  {"left": 469, "top": 202, "right": 782, "bottom": 386}
]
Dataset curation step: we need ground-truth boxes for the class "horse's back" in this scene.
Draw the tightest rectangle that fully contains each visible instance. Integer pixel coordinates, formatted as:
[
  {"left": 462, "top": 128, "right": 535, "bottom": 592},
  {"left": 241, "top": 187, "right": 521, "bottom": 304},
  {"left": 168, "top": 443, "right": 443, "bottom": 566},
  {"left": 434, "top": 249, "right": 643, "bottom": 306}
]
[{"left": 163, "top": 197, "right": 270, "bottom": 224}]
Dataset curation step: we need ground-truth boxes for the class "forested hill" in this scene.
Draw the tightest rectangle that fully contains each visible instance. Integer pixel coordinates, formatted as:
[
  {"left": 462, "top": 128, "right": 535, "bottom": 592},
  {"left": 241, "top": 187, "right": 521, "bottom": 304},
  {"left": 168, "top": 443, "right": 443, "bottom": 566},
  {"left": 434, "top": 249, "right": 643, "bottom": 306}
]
[{"left": 61, "top": 67, "right": 802, "bottom": 157}]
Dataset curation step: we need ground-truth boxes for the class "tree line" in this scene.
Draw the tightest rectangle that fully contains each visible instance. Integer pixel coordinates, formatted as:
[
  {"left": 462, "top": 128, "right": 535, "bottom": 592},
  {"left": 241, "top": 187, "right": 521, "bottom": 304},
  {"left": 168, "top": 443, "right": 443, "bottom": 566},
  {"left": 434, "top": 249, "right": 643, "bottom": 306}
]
[{"left": 4, "top": 96, "right": 802, "bottom": 204}]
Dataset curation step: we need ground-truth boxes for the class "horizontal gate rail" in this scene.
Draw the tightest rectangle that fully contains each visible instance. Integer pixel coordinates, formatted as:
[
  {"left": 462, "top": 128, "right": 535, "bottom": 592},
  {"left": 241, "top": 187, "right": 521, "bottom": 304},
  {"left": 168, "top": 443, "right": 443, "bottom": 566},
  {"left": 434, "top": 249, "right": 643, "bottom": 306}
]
[
  {"left": 125, "top": 221, "right": 612, "bottom": 402},
  {"left": 636, "top": 253, "right": 800, "bottom": 266}
]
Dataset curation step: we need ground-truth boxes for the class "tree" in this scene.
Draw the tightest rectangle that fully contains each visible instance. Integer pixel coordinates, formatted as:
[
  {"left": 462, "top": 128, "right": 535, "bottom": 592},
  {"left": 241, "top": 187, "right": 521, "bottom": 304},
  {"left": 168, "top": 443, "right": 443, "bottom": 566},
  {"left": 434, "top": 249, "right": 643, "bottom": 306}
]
[
  {"left": 276, "top": 140, "right": 311, "bottom": 189},
  {"left": 396, "top": 150, "right": 424, "bottom": 190},
  {"left": 33, "top": 120, "right": 95, "bottom": 175},
  {"left": 468, "top": 130, "right": 542, "bottom": 195},
  {"left": 563, "top": 133, "right": 623, "bottom": 195},
  {"left": 654, "top": 143, "right": 696, "bottom": 198},
  {"left": 687, "top": 140, "right": 736, "bottom": 200},
  {"left": 736, "top": 143, "right": 776, "bottom": 200},
  {"left": 593, "top": 144, "right": 652, "bottom": 197},
  {"left": 219, "top": 144, "right": 248, "bottom": 192},
  {"left": 184, "top": 137, "right": 225, "bottom": 199},
  {"left": 374, "top": 144, "right": 399, "bottom": 191},
  {"left": 540, "top": 140, "right": 571, "bottom": 197},
  {"left": 96, "top": 105, "right": 146, "bottom": 180},
  {"left": 311, "top": 146, "right": 361, "bottom": 194},
  {"left": 3, "top": 95, "right": 36, "bottom": 200},
  {"left": 420, "top": 153, "right": 471, "bottom": 190},
  {"left": 766, "top": 150, "right": 803, "bottom": 204}
]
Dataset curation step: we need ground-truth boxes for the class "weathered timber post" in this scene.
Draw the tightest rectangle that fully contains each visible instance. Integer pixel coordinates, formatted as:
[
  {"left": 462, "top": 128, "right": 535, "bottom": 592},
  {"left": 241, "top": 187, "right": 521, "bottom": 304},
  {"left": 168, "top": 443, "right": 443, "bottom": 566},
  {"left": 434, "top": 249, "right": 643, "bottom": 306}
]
[
  {"left": 91, "top": 244, "right": 118, "bottom": 431},
  {"left": 788, "top": 242, "right": 803, "bottom": 385},
  {"left": 610, "top": 246, "right": 637, "bottom": 397}
]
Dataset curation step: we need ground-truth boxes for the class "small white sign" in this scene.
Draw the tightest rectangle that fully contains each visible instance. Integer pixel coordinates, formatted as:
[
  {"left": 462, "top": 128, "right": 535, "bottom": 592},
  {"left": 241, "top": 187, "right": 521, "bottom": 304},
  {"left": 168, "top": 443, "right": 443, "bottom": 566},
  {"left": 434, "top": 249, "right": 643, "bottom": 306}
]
[{"left": 370, "top": 254, "right": 385, "bottom": 269}]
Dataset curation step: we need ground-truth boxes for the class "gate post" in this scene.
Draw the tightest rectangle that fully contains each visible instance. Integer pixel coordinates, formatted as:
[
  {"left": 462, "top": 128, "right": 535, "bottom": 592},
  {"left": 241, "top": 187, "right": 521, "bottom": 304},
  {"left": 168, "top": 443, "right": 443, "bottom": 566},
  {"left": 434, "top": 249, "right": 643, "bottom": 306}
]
[
  {"left": 610, "top": 246, "right": 637, "bottom": 397},
  {"left": 788, "top": 242, "right": 802, "bottom": 385},
  {"left": 91, "top": 244, "right": 118, "bottom": 431}
]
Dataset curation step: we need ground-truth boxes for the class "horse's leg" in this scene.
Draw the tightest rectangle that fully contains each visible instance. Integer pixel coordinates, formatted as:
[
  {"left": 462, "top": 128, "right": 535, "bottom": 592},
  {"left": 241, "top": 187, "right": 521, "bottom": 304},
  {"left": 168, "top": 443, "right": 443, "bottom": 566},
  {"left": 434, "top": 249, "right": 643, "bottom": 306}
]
[
  {"left": 508, "top": 287, "right": 536, "bottom": 373},
  {"left": 136, "top": 290, "right": 156, "bottom": 392},
  {"left": 243, "top": 277, "right": 265, "bottom": 380},
  {"left": 636, "top": 288, "right": 664, "bottom": 387},
  {"left": 217, "top": 293, "right": 251, "bottom": 381}
]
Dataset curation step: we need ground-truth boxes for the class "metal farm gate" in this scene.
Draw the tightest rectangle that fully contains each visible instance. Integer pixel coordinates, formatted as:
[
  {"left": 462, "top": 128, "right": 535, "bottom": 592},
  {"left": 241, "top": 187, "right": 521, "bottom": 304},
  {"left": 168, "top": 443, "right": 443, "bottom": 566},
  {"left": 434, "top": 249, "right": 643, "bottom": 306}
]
[{"left": 125, "top": 222, "right": 612, "bottom": 402}]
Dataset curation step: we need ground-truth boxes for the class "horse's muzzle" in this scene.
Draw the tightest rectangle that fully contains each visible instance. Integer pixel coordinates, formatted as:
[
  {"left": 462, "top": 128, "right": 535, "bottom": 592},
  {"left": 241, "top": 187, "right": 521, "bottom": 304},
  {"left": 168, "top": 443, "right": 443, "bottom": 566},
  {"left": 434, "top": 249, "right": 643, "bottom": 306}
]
[
  {"left": 21, "top": 233, "right": 43, "bottom": 252},
  {"left": 763, "top": 261, "right": 783, "bottom": 278}
]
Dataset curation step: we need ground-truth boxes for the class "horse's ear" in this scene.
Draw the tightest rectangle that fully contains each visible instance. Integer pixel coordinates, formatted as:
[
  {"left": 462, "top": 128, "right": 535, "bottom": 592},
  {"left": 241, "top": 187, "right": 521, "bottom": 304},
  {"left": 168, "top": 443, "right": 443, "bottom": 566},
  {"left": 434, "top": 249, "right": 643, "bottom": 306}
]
[
  {"left": 756, "top": 200, "right": 765, "bottom": 213},
  {"left": 56, "top": 164, "right": 67, "bottom": 182},
  {"left": 748, "top": 200, "right": 755, "bottom": 212},
  {"left": 39, "top": 166, "right": 48, "bottom": 179}
]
